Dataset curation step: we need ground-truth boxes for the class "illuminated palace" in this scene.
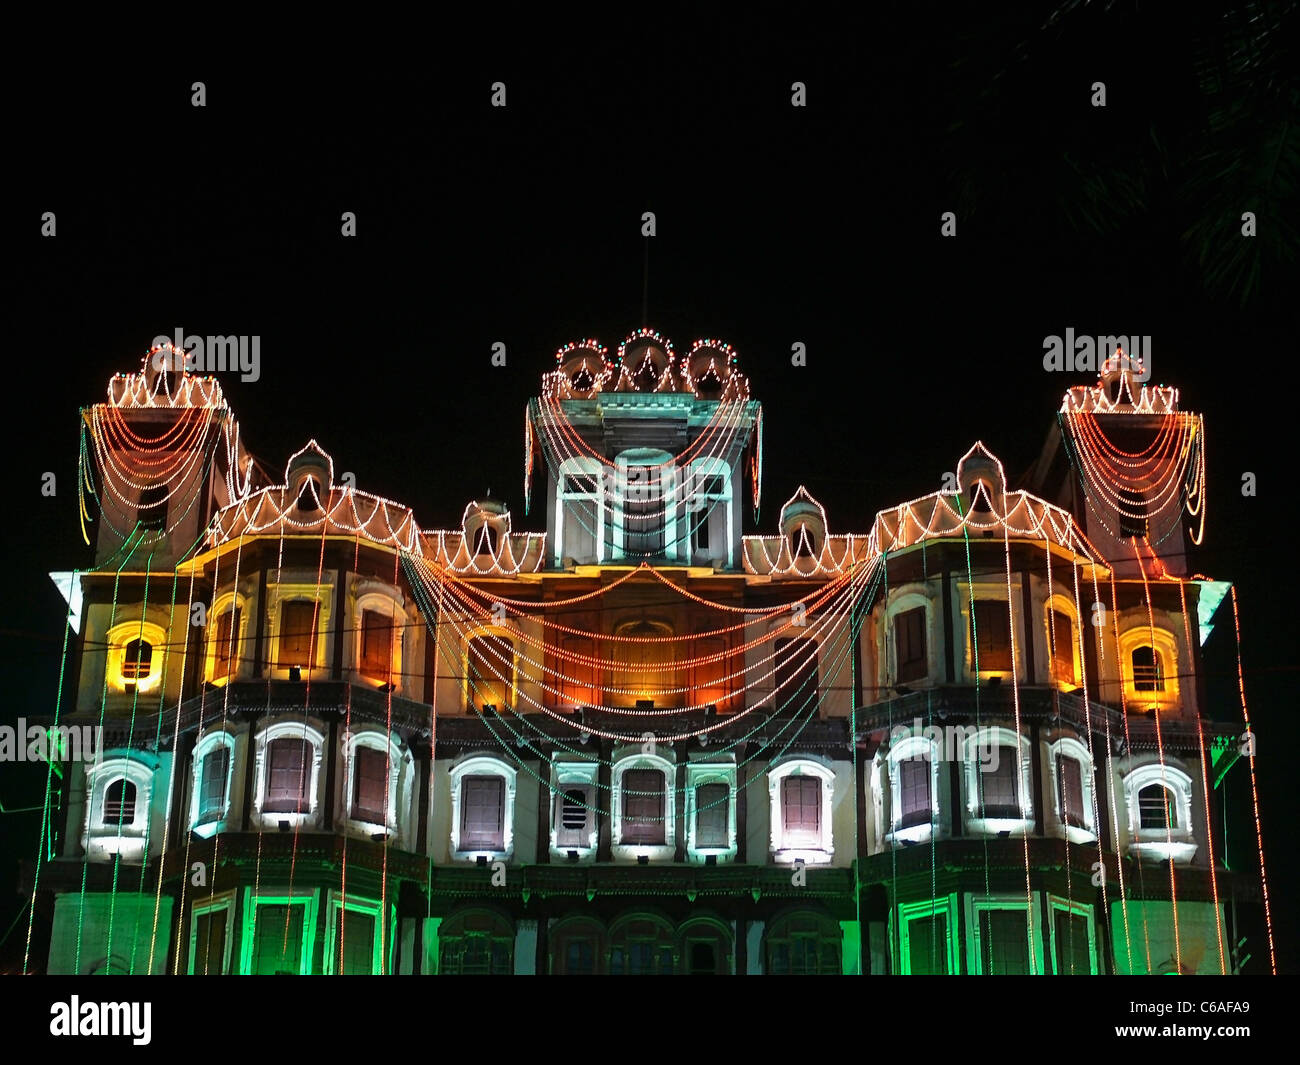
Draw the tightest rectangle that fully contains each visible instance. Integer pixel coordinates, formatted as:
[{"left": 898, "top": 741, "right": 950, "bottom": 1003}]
[{"left": 28, "top": 330, "right": 1272, "bottom": 976}]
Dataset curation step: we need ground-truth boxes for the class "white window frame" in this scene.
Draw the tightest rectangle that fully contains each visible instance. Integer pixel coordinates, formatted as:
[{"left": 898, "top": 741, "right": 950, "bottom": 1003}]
[
  {"left": 251, "top": 719, "right": 325, "bottom": 831},
  {"left": 966, "top": 893, "right": 1046, "bottom": 975},
  {"left": 686, "top": 458, "right": 733, "bottom": 567},
  {"left": 555, "top": 456, "right": 605, "bottom": 565},
  {"left": 612, "top": 448, "right": 678, "bottom": 562},
  {"left": 884, "top": 588, "right": 937, "bottom": 688},
  {"left": 1122, "top": 761, "right": 1197, "bottom": 864},
  {"left": 449, "top": 754, "right": 517, "bottom": 861},
  {"left": 188, "top": 890, "right": 236, "bottom": 975},
  {"left": 684, "top": 758, "right": 738, "bottom": 864},
  {"left": 1118, "top": 621, "right": 1181, "bottom": 709},
  {"left": 962, "top": 726, "right": 1034, "bottom": 837},
  {"left": 1046, "top": 735, "right": 1097, "bottom": 843},
  {"left": 189, "top": 729, "right": 237, "bottom": 837},
  {"left": 549, "top": 758, "right": 600, "bottom": 861},
  {"left": 83, "top": 754, "right": 155, "bottom": 863},
  {"left": 341, "top": 727, "right": 410, "bottom": 846},
  {"left": 611, "top": 751, "right": 677, "bottom": 862},
  {"left": 768, "top": 757, "right": 835, "bottom": 864},
  {"left": 885, "top": 731, "right": 944, "bottom": 845},
  {"left": 352, "top": 586, "right": 405, "bottom": 692}
]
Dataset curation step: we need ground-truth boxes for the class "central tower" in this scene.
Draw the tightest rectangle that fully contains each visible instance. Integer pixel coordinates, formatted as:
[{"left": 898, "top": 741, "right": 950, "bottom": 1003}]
[{"left": 528, "top": 330, "right": 762, "bottom": 569}]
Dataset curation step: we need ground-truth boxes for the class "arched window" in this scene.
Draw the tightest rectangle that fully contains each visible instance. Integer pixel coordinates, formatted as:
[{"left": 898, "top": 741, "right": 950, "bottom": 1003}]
[
  {"left": 549, "top": 917, "right": 605, "bottom": 975},
  {"left": 449, "top": 756, "right": 517, "bottom": 858},
  {"left": 962, "top": 728, "right": 1033, "bottom": 833},
  {"left": 137, "top": 484, "right": 168, "bottom": 531},
  {"left": 1048, "top": 736, "right": 1095, "bottom": 840},
  {"left": 102, "top": 779, "right": 136, "bottom": 826},
  {"left": 609, "top": 914, "right": 675, "bottom": 975},
  {"left": 122, "top": 639, "right": 153, "bottom": 681},
  {"left": 439, "top": 909, "right": 513, "bottom": 975},
  {"left": 768, "top": 758, "right": 835, "bottom": 861},
  {"left": 612, "top": 753, "right": 676, "bottom": 859},
  {"left": 764, "top": 910, "right": 842, "bottom": 975},
  {"left": 679, "top": 917, "right": 734, "bottom": 975},
  {"left": 1137, "top": 783, "right": 1177, "bottom": 830},
  {"left": 1131, "top": 645, "right": 1164, "bottom": 692},
  {"left": 196, "top": 744, "right": 231, "bottom": 824}
]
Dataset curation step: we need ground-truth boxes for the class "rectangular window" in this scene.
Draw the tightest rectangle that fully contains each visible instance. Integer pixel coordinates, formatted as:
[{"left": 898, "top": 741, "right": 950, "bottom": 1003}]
[
  {"left": 1049, "top": 609, "right": 1075, "bottom": 684},
  {"left": 460, "top": 775, "right": 505, "bottom": 850},
  {"left": 1056, "top": 755, "right": 1086, "bottom": 829},
  {"left": 979, "top": 749, "right": 1020, "bottom": 818},
  {"left": 782, "top": 776, "right": 821, "bottom": 847},
  {"left": 564, "top": 939, "right": 595, "bottom": 975},
  {"left": 214, "top": 608, "right": 240, "bottom": 681},
  {"left": 907, "top": 913, "right": 949, "bottom": 975},
  {"left": 251, "top": 904, "right": 305, "bottom": 975},
  {"left": 895, "top": 607, "right": 927, "bottom": 682},
  {"left": 265, "top": 737, "right": 311, "bottom": 813},
  {"left": 191, "top": 906, "right": 228, "bottom": 975},
  {"left": 898, "top": 757, "right": 931, "bottom": 828},
  {"left": 694, "top": 782, "right": 729, "bottom": 849},
  {"left": 359, "top": 610, "right": 393, "bottom": 680},
  {"left": 774, "top": 638, "right": 819, "bottom": 714},
  {"left": 334, "top": 909, "right": 377, "bottom": 976},
  {"left": 467, "top": 635, "right": 512, "bottom": 710},
  {"left": 198, "top": 746, "right": 230, "bottom": 822},
  {"left": 971, "top": 600, "right": 1012, "bottom": 671},
  {"left": 352, "top": 746, "right": 389, "bottom": 823},
  {"left": 979, "top": 909, "right": 1031, "bottom": 975},
  {"left": 621, "top": 768, "right": 666, "bottom": 845},
  {"left": 278, "top": 600, "right": 319, "bottom": 668},
  {"left": 1053, "top": 909, "right": 1093, "bottom": 975}
]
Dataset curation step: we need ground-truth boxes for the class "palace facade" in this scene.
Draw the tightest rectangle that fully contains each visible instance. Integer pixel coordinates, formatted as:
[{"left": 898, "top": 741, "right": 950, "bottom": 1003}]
[{"left": 29, "top": 331, "right": 1261, "bottom": 975}]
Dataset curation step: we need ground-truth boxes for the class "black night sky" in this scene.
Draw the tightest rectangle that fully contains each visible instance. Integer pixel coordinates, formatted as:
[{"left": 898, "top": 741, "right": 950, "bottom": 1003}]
[{"left": 6, "top": 7, "right": 1298, "bottom": 977}]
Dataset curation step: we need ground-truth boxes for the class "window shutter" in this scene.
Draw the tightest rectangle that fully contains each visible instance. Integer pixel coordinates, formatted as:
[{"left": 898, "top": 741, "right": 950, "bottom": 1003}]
[
  {"left": 898, "top": 757, "right": 931, "bottom": 828},
  {"left": 193, "top": 907, "right": 227, "bottom": 975},
  {"left": 359, "top": 610, "right": 393, "bottom": 679},
  {"left": 621, "top": 768, "right": 666, "bottom": 844},
  {"left": 971, "top": 601, "right": 1012, "bottom": 671},
  {"left": 278, "top": 601, "right": 319, "bottom": 668},
  {"left": 214, "top": 608, "right": 240, "bottom": 680},
  {"left": 895, "top": 607, "right": 927, "bottom": 682},
  {"left": 1056, "top": 755, "right": 1085, "bottom": 828},
  {"left": 265, "top": 737, "right": 311, "bottom": 813},
  {"left": 694, "top": 782, "right": 729, "bottom": 848},
  {"left": 979, "top": 748, "right": 1020, "bottom": 817},
  {"left": 555, "top": 785, "right": 592, "bottom": 848},
  {"left": 781, "top": 776, "right": 821, "bottom": 845},
  {"left": 460, "top": 775, "right": 505, "bottom": 849},
  {"left": 352, "top": 746, "right": 389, "bottom": 823},
  {"left": 199, "top": 746, "right": 230, "bottom": 821},
  {"left": 1049, "top": 610, "right": 1075, "bottom": 684}
]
